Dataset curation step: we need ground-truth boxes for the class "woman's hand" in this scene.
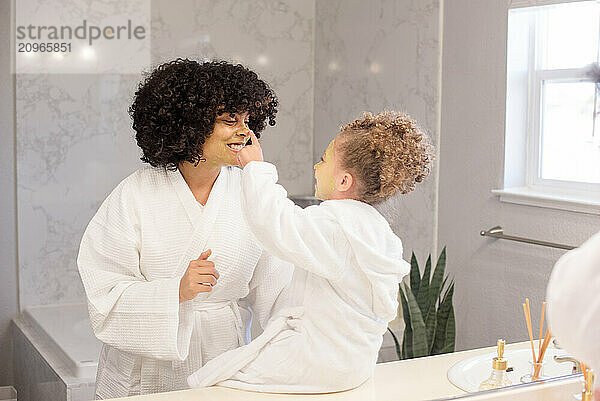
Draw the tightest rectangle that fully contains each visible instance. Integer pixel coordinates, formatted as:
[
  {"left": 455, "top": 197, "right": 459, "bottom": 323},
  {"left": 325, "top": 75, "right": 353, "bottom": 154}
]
[
  {"left": 237, "top": 130, "right": 263, "bottom": 168},
  {"left": 179, "top": 249, "right": 220, "bottom": 303}
]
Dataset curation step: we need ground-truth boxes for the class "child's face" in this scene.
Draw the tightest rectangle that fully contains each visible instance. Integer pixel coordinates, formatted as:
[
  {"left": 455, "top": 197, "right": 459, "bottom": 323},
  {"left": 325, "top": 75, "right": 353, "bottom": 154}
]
[{"left": 313, "top": 139, "right": 338, "bottom": 200}]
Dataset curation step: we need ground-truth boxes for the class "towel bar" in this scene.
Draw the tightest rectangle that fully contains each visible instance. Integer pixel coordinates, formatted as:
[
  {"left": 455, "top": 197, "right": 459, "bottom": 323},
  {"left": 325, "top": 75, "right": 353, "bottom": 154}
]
[{"left": 480, "top": 226, "right": 576, "bottom": 250}]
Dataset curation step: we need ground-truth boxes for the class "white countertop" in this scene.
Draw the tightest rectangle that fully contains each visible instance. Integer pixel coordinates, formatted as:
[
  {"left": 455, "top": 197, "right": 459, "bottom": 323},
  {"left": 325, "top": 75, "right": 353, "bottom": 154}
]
[{"left": 107, "top": 341, "right": 557, "bottom": 401}]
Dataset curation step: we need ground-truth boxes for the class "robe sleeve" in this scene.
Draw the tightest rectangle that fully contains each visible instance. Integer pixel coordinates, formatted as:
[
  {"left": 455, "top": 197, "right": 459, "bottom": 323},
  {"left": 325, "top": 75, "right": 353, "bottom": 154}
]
[
  {"left": 240, "top": 161, "right": 345, "bottom": 281},
  {"left": 546, "top": 230, "right": 600, "bottom": 374},
  {"left": 77, "top": 180, "right": 194, "bottom": 361},
  {"left": 239, "top": 251, "right": 294, "bottom": 328}
]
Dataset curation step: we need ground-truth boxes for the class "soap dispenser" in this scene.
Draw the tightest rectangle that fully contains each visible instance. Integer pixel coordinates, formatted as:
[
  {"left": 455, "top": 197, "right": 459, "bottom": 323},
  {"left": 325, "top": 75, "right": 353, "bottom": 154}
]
[
  {"left": 573, "top": 368, "right": 594, "bottom": 401},
  {"left": 478, "top": 339, "right": 512, "bottom": 391}
]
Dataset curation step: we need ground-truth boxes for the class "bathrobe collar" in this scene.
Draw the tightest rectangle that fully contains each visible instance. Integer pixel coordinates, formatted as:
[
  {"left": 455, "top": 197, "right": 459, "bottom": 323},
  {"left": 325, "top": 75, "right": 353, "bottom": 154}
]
[
  {"left": 167, "top": 166, "right": 229, "bottom": 277},
  {"left": 167, "top": 166, "right": 227, "bottom": 226}
]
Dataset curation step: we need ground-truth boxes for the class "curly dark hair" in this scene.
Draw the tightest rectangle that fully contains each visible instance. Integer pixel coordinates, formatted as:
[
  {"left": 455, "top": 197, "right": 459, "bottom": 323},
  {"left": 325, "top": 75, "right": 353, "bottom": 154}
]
[
  {"left": 337, "top": 111, "right": 434, "bottom": 205},
  {"left": 129, "top": 59, "right": 278, "bottom": 169}
]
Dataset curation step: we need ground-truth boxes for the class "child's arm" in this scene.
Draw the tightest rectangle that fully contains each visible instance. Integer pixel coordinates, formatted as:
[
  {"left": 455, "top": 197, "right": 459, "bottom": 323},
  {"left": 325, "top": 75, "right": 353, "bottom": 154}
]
[{"left": 237, "top": 133, "right": 345, "bottom": 281}]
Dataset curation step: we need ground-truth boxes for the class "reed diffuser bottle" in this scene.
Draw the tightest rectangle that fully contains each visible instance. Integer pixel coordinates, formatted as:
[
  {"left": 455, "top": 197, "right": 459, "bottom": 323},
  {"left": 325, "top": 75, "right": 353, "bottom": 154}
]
[
  {"left": 478, "top": 339, "right": 512, "bottom": 391},
  {"left": 573, "top": 369, "right": 594, "bottom": 401}
]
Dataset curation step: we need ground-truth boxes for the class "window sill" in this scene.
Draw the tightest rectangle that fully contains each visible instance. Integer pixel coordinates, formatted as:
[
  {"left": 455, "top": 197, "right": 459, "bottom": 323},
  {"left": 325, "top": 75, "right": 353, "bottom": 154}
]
[{"left": 492, "top": 187, "right": 600, "bottom": 215}]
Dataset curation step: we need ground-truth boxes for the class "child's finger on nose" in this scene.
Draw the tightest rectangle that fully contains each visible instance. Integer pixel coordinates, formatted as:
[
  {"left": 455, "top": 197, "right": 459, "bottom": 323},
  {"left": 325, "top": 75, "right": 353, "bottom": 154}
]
[{"left": 248, "top": 130, "right": 259, "bottom": 146}]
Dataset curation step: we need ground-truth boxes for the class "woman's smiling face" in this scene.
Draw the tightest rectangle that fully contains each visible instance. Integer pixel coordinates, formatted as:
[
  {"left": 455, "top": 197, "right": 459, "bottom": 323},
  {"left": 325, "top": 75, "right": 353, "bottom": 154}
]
[{"left": 202, "top": 111, "right": 251, "bottom": 167}]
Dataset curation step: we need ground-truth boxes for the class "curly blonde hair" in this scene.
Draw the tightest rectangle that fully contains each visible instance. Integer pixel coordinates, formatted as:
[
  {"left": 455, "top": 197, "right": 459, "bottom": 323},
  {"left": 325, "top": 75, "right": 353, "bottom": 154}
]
[{"left": 337, "top": 111, "right": 433, "bottom": 205}]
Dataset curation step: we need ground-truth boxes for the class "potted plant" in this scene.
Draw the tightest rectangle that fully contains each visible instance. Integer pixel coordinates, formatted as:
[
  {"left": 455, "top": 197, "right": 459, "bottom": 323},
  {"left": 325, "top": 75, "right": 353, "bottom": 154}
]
[{"left": 388, "top": 247, "right": 455, "bottom": 359}]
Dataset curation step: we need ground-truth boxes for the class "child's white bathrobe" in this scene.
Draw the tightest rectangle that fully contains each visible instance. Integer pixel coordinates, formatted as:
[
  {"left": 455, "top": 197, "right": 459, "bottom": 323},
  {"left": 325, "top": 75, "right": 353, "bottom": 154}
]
[
  {"left": 187, "top": 161, "right": 410, "bottom": 393},
  {"left": 77, "top": 166, "right": 292, "bottom": 399},
  {"left": 546, "top": 230, "right": 600, "bottom": 375}
]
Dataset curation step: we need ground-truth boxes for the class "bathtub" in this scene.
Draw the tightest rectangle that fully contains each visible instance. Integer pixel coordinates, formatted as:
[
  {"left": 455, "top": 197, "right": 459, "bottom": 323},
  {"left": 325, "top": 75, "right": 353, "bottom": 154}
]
[
  {"left": 22, "top": 303, "right": 102, "bottom": 378},
  {"left": 13, "top": 303, "right": 100, "bottom": 401}
]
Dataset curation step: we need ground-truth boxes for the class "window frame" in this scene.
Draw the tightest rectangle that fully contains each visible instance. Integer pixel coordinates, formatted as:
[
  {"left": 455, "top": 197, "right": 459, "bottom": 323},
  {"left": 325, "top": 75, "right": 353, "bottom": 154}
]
[
  {"left": 528, "top": 70, "right": 598, "bottom": 193},
  {"left": 497, "top": 1, "right": 600, "bottom": 214},
  {"left": 526, "top": 6, "right": 600, "bottom": 193}
]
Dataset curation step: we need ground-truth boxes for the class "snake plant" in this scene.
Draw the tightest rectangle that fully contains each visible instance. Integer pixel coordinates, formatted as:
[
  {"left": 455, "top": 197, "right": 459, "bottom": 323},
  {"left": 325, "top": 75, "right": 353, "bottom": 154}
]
[{"left": 388, "top": 247, "right": 455, "bottom": 360}]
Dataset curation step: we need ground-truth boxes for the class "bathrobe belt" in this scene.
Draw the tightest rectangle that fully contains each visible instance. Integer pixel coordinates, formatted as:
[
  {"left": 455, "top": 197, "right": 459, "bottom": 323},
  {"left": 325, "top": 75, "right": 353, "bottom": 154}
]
[
  {"left": 192, "top": 300, "right": 246, "bottom": 346},
  {"left": 187, "top": 306, "right": 305, "bottom": 388}
]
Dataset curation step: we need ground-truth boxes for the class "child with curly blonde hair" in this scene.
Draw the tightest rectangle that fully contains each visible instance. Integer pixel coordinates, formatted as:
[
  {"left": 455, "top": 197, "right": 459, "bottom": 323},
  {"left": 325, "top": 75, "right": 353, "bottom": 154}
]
[{"left": 188, "top": 111, "right": 434, "bottom": 393}]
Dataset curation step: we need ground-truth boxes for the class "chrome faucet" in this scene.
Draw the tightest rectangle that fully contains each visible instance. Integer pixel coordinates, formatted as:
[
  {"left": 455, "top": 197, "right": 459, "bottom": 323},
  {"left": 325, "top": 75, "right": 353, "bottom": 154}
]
[{"left": 554, "top": 355, "right": 582, "bottom": 374}]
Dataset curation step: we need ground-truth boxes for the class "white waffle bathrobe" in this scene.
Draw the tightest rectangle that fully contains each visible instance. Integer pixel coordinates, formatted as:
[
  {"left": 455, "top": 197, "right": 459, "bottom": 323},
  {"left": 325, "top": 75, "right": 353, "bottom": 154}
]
[
  {"left": 187, "top": 161, "right": 410, "bottom": 393},
  {"left": 77, "top": 166, "right": 293, "bottom": 399},
  {"left": 547, "top": 230, "right": 600, "bottom": 375}
]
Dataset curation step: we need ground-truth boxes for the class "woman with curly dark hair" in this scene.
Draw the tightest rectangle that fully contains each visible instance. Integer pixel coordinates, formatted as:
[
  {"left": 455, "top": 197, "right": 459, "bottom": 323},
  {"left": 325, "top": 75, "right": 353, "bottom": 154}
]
[{"left": 77, "top": 59, "right": 293, "bottom": 399}]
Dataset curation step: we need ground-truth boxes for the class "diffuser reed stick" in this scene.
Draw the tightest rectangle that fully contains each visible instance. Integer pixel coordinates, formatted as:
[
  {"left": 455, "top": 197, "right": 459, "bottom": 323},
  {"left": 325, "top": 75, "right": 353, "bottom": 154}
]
[
  {"left": 538, "top": 329, "right": 551, "bottom": 362},
  {"left": 523, "top": 299, "right": 536, "bottom": 363},
  {"left": 538, "top": 302, "right": 546, "bottom": 355},
  {"left": 533, "top": 329, "right": 551, "bottom": 380},
  {"left": 522, "top": 298, "right": 553, "bottom": 381}
]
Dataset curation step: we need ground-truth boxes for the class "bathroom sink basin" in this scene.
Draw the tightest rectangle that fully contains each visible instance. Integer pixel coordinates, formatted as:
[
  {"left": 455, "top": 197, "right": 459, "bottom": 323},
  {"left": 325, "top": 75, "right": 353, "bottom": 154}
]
[{"left": 447, "top": 347, "right": 575, "bottom": 392}]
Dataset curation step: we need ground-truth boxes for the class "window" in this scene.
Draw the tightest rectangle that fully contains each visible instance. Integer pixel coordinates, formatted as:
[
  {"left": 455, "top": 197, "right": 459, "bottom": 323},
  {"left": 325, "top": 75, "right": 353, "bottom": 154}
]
[{"left": 499, "top": 0, "right": 600, "bottom": 214}]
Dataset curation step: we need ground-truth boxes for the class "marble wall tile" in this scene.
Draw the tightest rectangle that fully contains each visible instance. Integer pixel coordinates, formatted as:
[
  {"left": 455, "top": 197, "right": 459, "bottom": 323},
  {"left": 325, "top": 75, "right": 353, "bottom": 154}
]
[
  {"left": 16, "top": 73, "right": 143, "bottom": 308},
  {"left": 314, "top": 0, "right": 441, "bottom": 261},
  {"left": 15, "top": 0, "right": 151, "bottom": 75}
]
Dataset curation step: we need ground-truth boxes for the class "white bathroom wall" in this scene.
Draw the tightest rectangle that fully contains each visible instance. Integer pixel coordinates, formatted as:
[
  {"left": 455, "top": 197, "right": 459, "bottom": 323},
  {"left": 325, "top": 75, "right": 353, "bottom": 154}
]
[
  {"left": 0, "top": 0, "right": 19, "bottom": 386},
  {"left": 313, "top": 0, "right": 442, "bottom": 262},
  {"left": 16, "top": 0, "right": 316, "bottom": 308},
  {"left": 438, "top": 0, "right": 600, "bottom": 351}
]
